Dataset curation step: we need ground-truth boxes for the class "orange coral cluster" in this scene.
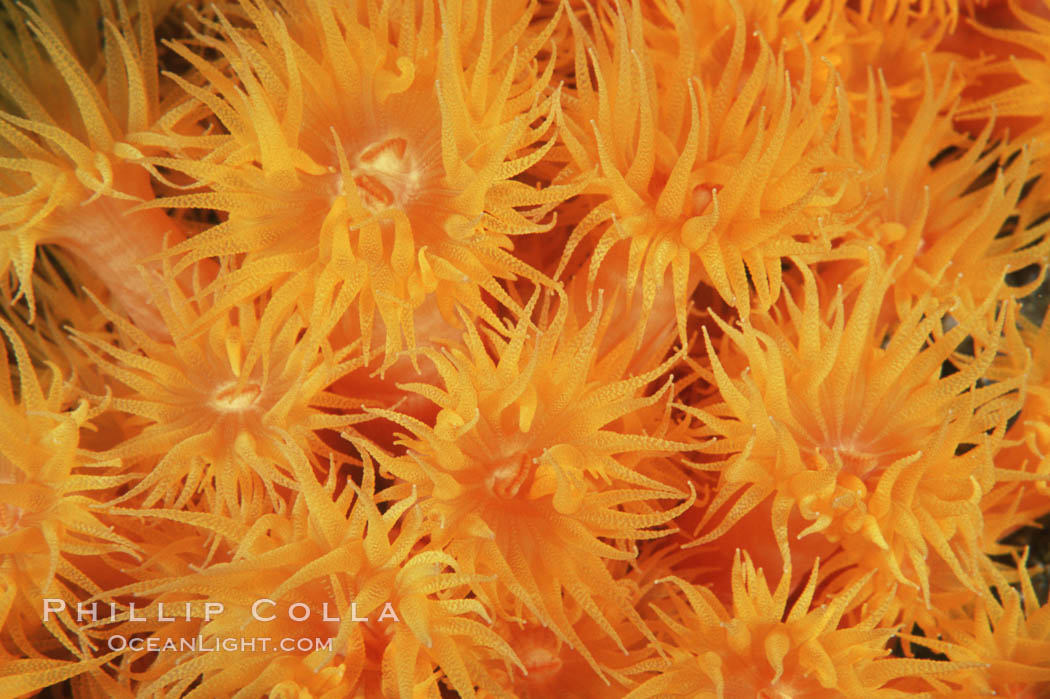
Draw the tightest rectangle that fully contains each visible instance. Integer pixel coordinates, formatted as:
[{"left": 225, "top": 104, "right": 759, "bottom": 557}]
[{"left": 2, "top": 0, "right": 1050, "bottom": 697}]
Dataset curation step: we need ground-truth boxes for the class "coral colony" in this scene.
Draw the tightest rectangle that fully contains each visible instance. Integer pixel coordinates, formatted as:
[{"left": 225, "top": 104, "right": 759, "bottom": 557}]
[{"left": 3, "top": 0, "right": 1050, "bottom": 696}]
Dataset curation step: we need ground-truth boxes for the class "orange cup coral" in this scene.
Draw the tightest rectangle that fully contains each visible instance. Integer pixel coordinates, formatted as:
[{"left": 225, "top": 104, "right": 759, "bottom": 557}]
[{"left": 1, "top": 0, "right": 1049, "bottom": 697}]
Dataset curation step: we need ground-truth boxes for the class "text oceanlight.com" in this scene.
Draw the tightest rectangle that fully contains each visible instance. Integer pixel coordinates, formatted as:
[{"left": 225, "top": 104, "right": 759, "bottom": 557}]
[{"left": 106, "top": 636, "right": 334, "bottom": 653}]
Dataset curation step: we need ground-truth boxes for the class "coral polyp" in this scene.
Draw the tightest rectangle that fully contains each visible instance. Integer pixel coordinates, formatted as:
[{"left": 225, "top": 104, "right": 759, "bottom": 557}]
[
  {"left": 0, "top": 0, "right": 196, "bottom": 338},
  {"left": 148, "top": 0, "right": 568, "bottom": 364},
  {"left": 683, "top": 252, "right": 1033, "bottom": 641},
  {"left": 72, "top": 270, "right": 361, "bottom": 520},
  {"left": 1, "top": 0, "right": 1049, "bottom": 696},
  {"left": 358, "top": 292, "right": 694, "bottom": 676}
]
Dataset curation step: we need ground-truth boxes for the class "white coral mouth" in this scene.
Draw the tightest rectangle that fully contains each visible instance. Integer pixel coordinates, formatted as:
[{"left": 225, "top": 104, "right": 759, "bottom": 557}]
[
  {"left": 211, "top": 381, "right": 263, "bottom": 413},
  {"left": 350, "top": 136, "right": 423, "bottom": 212}
]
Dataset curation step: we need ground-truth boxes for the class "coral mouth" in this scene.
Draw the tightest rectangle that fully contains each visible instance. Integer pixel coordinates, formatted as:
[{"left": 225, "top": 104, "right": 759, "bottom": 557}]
[
  {"left": 350, "top": 136, "right": 422, "bottom": 212},
  {"left": 211, "top": 381, "right": 263, "bottom": 413}
]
